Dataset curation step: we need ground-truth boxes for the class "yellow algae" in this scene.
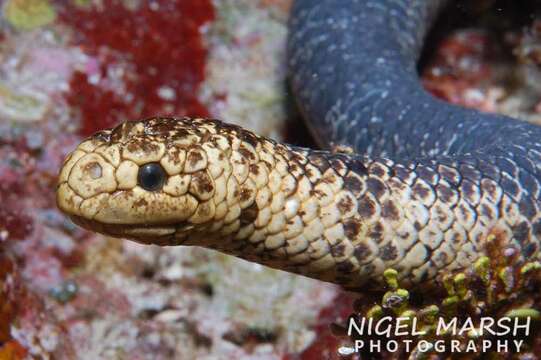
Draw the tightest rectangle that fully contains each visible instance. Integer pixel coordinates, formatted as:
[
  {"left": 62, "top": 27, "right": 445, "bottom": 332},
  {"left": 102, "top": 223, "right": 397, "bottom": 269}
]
[
  {"left": 0, "top": 83, "right": 46, "bottom": 122},
  {"left": 4, "top": 0, "right": 56, "bottom": 31}
]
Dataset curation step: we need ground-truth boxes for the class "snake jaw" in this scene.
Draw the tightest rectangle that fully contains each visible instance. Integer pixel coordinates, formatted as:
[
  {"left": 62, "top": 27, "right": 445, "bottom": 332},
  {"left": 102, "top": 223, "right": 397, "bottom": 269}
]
[{"left": 66, "top": 214, "right": 178, "bottom": 245}]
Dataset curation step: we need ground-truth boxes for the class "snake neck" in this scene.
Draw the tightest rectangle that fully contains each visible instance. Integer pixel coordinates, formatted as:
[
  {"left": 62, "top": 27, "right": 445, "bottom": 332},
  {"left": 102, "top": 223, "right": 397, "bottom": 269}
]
[{"left": 174, "top": 129, "right": 540, "bottom": 288}]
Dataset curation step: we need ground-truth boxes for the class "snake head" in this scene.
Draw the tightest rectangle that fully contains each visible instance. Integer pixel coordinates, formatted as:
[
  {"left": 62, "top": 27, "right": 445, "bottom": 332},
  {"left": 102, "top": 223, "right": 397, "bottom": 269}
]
[{"left": 56, "top": 117, "right": 258, "bottom": 245}]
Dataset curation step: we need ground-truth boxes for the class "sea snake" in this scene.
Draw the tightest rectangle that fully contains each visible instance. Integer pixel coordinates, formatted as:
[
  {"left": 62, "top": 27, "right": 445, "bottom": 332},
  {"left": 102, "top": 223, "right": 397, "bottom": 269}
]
[{"left": 56, "top": 0, "right": 541, "bottom": 289}]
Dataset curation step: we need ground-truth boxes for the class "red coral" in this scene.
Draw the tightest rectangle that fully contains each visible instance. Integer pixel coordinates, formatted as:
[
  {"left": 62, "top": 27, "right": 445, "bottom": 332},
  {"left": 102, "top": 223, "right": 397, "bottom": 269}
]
[
  {"left": 0, "top": 254, "right": 28, "bottom": 360},
  {"left": 0, "top": 140, "right": 34, "bottom": 242},
  {"left": 60, "top": 0, "right": 214, "bottom": 136},
  {"left": 284, "top": 292, "right": 355, "bottom": 360}
]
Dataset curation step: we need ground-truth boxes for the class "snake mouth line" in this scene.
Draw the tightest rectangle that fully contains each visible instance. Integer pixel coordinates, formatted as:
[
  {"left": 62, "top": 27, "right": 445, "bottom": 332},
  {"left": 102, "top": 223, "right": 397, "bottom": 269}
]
[{"left": 68, "top": 215, "right": 178, "bottom": 245}]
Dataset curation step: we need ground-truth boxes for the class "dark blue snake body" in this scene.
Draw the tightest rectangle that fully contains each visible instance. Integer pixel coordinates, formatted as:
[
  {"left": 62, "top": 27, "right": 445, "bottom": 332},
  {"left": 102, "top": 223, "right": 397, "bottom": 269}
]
[{"left": 288, "top": 0, "right": 540, "bottom": 159}]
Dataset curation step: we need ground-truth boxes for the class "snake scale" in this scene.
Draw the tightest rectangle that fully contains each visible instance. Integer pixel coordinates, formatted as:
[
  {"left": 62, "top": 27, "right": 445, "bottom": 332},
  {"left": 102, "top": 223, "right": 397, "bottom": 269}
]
[{"left": 56, "top": 0, "right": 541, "bottom": 290}]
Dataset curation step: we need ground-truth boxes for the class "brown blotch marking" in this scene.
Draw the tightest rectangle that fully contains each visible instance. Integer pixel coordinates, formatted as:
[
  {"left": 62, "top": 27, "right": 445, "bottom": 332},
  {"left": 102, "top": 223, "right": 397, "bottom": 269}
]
[
  {"left": 344, "top": 174, "right": 363, "bottom": 194},
  {"left": 344, "top": 220, "right": 361, "bottom": 240},
  {"left": 348, "top": 158, "right": 368, "bottom": 176},
  {"left": 321, "top": 174, "right": 336, "bottom": 184},
  {"left": 130, "top": 137, "right": 161, "bottom": 154},
  {"left": 459, "top": 164, "right": 481, "bottom": 183},
  {"left": 381, "top": 200, "right": 399, "bottom": 221},
  {"left": 369, "top": 222, "right": 384, "bottom": 243},
  {"left": 126, "top": 140, "right": 139, "bottom": 153},
  {"left": 305, "top": 167, "right": 316, "bottom": 179},
  {"left": 309, "top": 189, "right": 325, "bottom": 198},
  {"left": 238, "top": 147, "right": 256, "bottom": 162},
  {"left": 308, "top": 154, "right": 330, "bottom": 173},
  {"left": 416, "top": 165, "right": 438, "bottom": 185},
  {"left": 337, "top": 195, "right": 354, "bottom": 214},
  {"left": 329, "top": 158, "right": 346, "bottom": 174},
  {"left": 167, "top": 147, "right": 185, "bottom": 165},
  {"left": 187, "top": 149, "right": 204, "bottom": 167},
  {"left": 336, "top": 260, "right": 355, "bottom": 273},
  {"left": 239, "top": 130, "right": 259, "bottom": 148},
  {"left": 234, "top": 154, "right": 248, "bottom": 166},
  {"left": 393, "top": 165, "right": 411, "bottom": 183},
  {"left": 439, "top": 165, "right": 461, "bottom": 186},
  {"left": 366, "top": 177, "right": 386, "bottom": 198},
  {"left": 143, "top": 139, "right": 161, "bottom": 153},
  {"left": 331, "top": 243, "right": 346, "bottom": 257},
  {"left": 436, "top": 251, "right": 448, "bottom": 264},
  {"left": 433, "top": 205, "right": 449, "bottom": 223},
  {"left": 240, "top": 187, "right": 254, "bottom": 203},
  {"left": 170, "top": 128, "right": 194, "bottom": 143},
  {"left": 199, "top": 130, "right": 212, "bottom": 144},
  {"left": 134, "top": 198, "right": 148, "bottom": 207},
  {"left": 412, "top": 181, "right": 431, "bottom": 201},
  {"left": 353, "top": 243, "right": 372, "bottom": 262},
  {"left": 357, "top": 195, "right": 377, "bottom": 218},
  {"left": 209, "top": 135, "right": 220, "bottom": 147},
  {"left": 369, "top": 163, "right": 386, "bottom": 178},
  {"left": 110, "top": 121, "right": 137, "bottom": 142},
  {"left": 380, "top": 243, "right": 398, "bottom": 261},
  {"left": 145, "top": 118, "right": 179, "bottom": 135},
  {"left": 249, "top": 164, "right": 260, "bottom": 176},
  {"left": 290, "top": 163, "right": 301, "bottom": 175},
  {"left": 290, "top": 152, "right": 306, "bottom": 164},
  {"left": 460, "top": 180, "right": 477, "bottom": 202},
  {"left": 239, "top": 202, "right": 258, "bottom": 225},
  {"left": 192, "top": 171, "right": 214, "bottom": 195},
  {"left": 436, "top": 183, "right": 454, "bottom": 204},
  {"left": 219, "top": 121, "right": 243, "bottom": 134}
]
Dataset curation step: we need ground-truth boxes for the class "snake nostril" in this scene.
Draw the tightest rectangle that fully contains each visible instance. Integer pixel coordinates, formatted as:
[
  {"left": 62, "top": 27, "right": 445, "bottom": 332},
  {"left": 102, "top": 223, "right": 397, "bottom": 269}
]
[{"left": 86, "top": 162, "right": 103, "bottom": 179}]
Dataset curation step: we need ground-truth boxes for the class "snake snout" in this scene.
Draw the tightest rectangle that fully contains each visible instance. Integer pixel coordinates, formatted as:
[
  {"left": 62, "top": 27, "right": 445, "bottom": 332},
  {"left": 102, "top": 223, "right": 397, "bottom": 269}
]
[
  {"left": 56, "top": 148, "right": 117, "bottom": 217},
  {"left": 68, "top": 154, "right": 117, "bottom": 198}
]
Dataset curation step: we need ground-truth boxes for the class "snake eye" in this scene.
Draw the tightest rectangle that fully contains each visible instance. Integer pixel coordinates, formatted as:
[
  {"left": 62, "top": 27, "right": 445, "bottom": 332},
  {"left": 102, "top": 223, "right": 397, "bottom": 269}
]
[{"left": 138, "top": 163, "right": 166, "bottom": 191}]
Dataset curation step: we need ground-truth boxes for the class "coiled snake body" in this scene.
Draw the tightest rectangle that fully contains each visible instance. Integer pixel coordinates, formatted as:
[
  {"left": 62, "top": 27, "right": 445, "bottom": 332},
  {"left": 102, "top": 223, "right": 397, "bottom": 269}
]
[{"left": 57, "top": 0, "right": 541, "bottom": 289}]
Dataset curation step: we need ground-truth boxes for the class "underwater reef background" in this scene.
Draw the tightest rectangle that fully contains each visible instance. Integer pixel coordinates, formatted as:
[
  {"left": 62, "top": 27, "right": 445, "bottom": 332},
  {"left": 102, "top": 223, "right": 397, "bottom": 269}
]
[{"left": 2, "top": 0, "right": 541, "bottom": 358}]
